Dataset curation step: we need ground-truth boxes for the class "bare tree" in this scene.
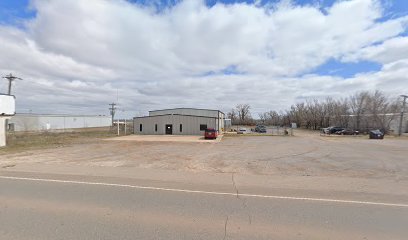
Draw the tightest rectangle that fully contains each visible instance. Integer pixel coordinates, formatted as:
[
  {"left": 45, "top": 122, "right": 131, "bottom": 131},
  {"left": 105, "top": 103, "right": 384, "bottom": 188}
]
[
  {"left": 235, "top": 104, "right": 252, "bottom": 125},
  {"left": 258, "top": 110, "right": 282, "bottom": 126},
  {"left": 227, "top": 108, "right": 238, "bottom": 124},
  {"left": 229, "top": 90, "right": 398, "bottom": 132},
  {"left": 349, "top": 91, "right": 369, "bottom": 131},
  {"left": 267, "top": 110, "right": 281, "bottom": 126},
  {"left": 258, "top": 112, "right": 267, "bottom": 124},
  {"left": 364, "top": 91, "right": 399, "bottom": 132},
  {"left": 332, "top": 99, "right": 350, "bottom": 127}
]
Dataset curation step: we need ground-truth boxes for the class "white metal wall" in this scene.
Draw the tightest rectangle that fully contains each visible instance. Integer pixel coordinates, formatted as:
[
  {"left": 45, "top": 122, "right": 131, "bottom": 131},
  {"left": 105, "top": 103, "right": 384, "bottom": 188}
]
[
  {"left": 134, "top": 115, "right": 216, "bottom": 135},
  {"left": 218, "top": 111, "right": 225, "bottom": 131},
  {"left": 9, "top": 114, "right": 111, "bottom": 132},
  {"left": 0, "top": 94, "right": 15, "bottom": 116},
  {"left": 0, "top": 117, "right": 10, "bottom": 147}
]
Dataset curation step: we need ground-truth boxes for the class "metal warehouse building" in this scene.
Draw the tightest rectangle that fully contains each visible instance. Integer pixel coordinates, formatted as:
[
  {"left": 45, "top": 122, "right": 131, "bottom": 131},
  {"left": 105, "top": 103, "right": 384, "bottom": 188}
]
[
  {"left": 8, "top": 113, "right": 111, "bottom": 132},
  {"left": 134, "top": 108, "right": 225, "bottom": 135}
]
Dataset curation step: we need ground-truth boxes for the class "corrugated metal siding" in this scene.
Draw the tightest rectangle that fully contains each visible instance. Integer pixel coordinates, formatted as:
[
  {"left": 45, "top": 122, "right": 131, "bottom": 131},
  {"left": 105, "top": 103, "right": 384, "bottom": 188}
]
[
  {"left": 218, "top": 111, "right": 225, "bottom": 131},
  {"left": 149, "top": 108, "right": 220, "bottom": 118},
  {"left": 9, "top": 114, "right": 111, "bottom": 131},
  {"left": 134, "top": 115, "right": 216, "bottom": 135}
]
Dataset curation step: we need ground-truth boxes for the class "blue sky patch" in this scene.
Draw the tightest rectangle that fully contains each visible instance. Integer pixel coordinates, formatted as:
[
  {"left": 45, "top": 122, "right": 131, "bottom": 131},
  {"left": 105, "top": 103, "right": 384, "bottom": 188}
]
[
  {"left": 200, "top": 65, "right": 244, "bottom": 77},
  {"left": 221, "top": 65, "right": 242, "bottom": 75},
  {"left": 384, "top": 0, "right": 408, "bottom": 18},
  {"left": 0, "top": 0, "right": 35, "bottom": 26},
  {"left": 206, "top": 0, "right": 258, "bottom": 7},
  {"left": 127, "top": 0, "right": 338, "bottom": 11},
  {"left": 128, "top": 0, "right": 181, "bottom": 11},
  {"left": 1, "top": 0, "right": 406, "bottom": 20},
  {"left": 312, "top": 59, "right": 382, "bottom": 78}
]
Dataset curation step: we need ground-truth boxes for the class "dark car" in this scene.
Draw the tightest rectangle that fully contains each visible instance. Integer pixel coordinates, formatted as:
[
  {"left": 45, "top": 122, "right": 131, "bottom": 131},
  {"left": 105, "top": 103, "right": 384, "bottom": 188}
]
[
  {"left": 369, "top": 130, "right": 384, "bottom": 139},
  {"left": 255, "top": 125, "right": 267, "bottom": 133},
  {"left": 334, "top": 129, "right": 359, "bottom": 135}
]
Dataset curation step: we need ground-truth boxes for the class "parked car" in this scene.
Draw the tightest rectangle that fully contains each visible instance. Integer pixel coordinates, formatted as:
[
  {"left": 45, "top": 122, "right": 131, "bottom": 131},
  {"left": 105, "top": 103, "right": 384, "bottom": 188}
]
[
  {"left": 334, "top": 129, "right": 359, "bottom": 135},
  {"left": 255, "top": 125, "right": 267, "bottom": 133},
  {"left": 237, "top": 128, "right": 248, "bottom": 134},
  {"left": 369, "top": 129, "right": 384, "bottom": 139},
  {"left": 204, "top": 128, "right": 218, "bottom": 139},
  {"left": 322, "top": 127, "right": 331, "bottom": 134},
  {"left": 323, "top": 126, "right": 345, "bottom": 134}
]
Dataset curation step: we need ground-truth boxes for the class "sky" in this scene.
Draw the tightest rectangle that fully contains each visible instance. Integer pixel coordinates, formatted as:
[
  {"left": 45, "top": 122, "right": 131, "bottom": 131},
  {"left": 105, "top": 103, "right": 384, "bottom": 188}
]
[{"left": 0, "top": 0, "right": 407, "bottom": 118}]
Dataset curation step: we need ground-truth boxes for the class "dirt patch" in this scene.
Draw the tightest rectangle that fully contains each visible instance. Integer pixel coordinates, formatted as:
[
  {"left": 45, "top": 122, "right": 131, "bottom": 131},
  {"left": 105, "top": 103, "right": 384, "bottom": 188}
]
[
  {"left": 0, "top": 130, "right": 407, "bottom": 181},
  {"left": 1, "top": 131, "right": 118, "bottom": 153}
]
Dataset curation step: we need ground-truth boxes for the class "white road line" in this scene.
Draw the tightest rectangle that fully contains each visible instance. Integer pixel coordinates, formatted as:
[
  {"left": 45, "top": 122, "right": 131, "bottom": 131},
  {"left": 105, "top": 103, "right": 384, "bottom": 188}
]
[{"left": 1, "top": 175, "right": 407, "bottom": 208}]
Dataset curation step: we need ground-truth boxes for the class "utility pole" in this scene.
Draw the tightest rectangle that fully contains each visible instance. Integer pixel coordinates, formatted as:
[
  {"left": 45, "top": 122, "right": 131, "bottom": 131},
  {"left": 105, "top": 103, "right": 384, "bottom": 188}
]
[
  {"left": 398, "top": 95, "right": 408, "bottom": 136},
  {"left": 117, "top": 119, "right": 120, "bottom": 136},
  {"left": 124, "top": 119, "right": 127, "bottom": 135},
  {"left": 2, "top": 73, "right": 22, "bottom": 95},
  {"left": 109, "top": 103, "right": 117, "bottom": 127}
]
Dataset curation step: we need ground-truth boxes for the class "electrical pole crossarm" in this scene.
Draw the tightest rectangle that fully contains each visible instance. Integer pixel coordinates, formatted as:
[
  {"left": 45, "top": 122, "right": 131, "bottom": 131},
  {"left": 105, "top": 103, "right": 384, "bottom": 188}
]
[{"left": 2, "top": 73, "right": 23, "bottom": 95}]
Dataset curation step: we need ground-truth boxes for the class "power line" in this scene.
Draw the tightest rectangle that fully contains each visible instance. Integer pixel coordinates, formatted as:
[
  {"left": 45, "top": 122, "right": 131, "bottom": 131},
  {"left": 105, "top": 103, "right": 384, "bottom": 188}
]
[{"left": 2, "top": 73, "right": 22, "bottom": 95}]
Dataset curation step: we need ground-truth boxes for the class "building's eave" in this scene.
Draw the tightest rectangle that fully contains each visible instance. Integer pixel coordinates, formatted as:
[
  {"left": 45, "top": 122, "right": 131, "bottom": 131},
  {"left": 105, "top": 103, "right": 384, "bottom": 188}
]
[
  {"left": 134, "top": 113, "right": 218, "bottom": 119},
  {"left": 149, "top": 107, "right": 224, "bottom": 115}
]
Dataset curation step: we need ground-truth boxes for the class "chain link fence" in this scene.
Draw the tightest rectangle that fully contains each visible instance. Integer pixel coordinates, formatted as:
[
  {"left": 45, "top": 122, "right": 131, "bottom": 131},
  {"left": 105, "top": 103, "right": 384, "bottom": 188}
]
[{"left": 227, "top": 125, "right": 293, "bottom": 136}]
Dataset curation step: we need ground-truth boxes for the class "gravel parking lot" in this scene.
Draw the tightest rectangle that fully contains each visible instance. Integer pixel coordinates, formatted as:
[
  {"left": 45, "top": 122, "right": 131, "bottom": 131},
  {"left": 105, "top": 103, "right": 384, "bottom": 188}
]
[{"left": 1, "top": 130, "right": 407, "bottom": 181}]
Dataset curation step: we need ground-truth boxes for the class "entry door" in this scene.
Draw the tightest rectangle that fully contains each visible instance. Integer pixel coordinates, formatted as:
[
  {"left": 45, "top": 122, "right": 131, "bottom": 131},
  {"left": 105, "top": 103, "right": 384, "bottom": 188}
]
[{"left": 165, "top": 124, "right": 173, "bottom": 135}]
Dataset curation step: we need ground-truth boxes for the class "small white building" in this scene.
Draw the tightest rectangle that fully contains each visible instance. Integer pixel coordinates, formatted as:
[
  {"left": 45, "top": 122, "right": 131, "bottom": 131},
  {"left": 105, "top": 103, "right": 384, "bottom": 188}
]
[
  {"left": 134, "top": 108, "right": 225, "bottom": 135},
  {"left": 0, "top": 94, "right": 15, "bottom": 146},
  {"left": 8, "top": 113, "right": 111, "bottom": 132}
]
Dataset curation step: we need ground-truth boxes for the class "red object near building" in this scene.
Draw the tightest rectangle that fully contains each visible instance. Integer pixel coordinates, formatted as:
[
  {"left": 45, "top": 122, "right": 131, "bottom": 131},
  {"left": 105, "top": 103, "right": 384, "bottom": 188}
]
[{"left": 204, "top": 128, "right": 218, "bottom": 139}]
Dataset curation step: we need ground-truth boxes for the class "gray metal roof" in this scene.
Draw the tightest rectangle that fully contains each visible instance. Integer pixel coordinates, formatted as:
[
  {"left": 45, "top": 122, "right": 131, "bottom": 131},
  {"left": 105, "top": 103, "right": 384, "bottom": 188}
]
[
  {"left": 134, "top": 113, "right": 219, "bottom": 119},
  {"left": 149, "top": 107, "right": 224, "bottom": 115}
]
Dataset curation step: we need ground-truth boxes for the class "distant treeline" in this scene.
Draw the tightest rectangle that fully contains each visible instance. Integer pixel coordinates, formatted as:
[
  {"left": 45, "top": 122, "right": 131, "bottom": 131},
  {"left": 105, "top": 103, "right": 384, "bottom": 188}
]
[{"left": 227, "top": 91, "right": 402, "bottom": 132}]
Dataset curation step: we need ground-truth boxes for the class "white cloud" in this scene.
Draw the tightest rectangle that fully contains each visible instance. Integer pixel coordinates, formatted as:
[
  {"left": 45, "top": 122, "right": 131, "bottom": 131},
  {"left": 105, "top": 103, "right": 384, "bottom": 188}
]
[
  {"left": 342, "top": 36, "right": 408, "bottom": 64},
  {"left": 0, "top": 0, "right": 407, "bottom": 117}
]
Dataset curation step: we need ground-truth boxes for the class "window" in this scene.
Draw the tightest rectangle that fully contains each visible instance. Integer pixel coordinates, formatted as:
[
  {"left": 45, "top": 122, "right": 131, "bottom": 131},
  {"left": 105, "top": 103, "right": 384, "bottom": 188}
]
[
  {"left": 155, "top": 124, "right": 157, "bottom": 132},
  {"left": 200, "top": 124, "right": 207, "bottom": 131},
  {"left": 180, "top": 124, "right": 183, "bottom": 132},
  {"left": 139, "top": 124, "right": 143, "bottom": 132}
]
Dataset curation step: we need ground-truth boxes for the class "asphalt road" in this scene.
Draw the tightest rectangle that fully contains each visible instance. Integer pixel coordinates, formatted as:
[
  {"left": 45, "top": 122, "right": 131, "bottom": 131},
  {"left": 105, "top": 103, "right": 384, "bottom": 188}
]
[{"left": 1, "top": 173, "right": 407, "bottom": 240}]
